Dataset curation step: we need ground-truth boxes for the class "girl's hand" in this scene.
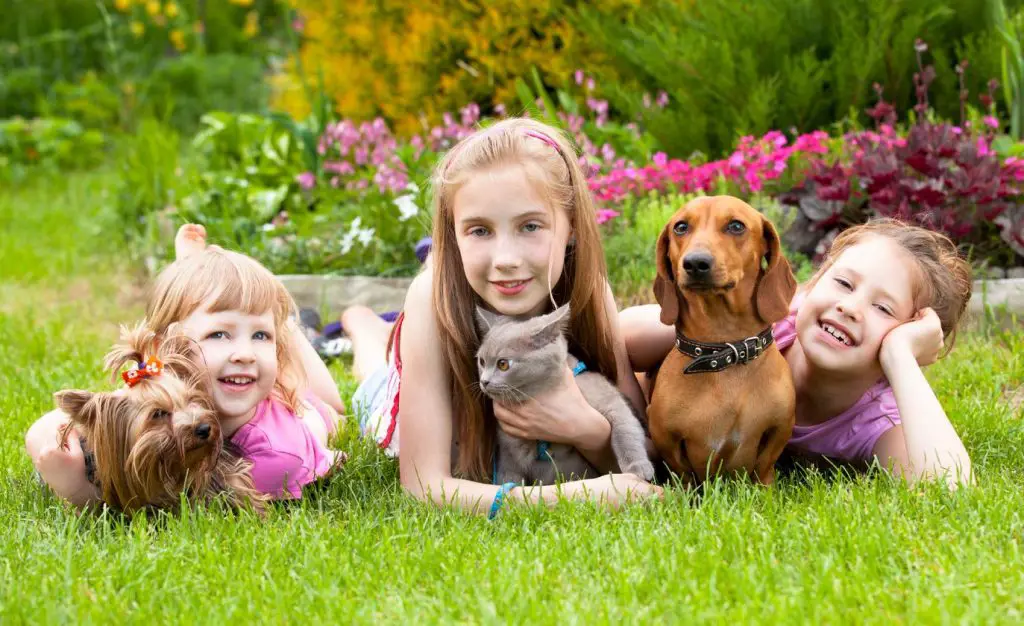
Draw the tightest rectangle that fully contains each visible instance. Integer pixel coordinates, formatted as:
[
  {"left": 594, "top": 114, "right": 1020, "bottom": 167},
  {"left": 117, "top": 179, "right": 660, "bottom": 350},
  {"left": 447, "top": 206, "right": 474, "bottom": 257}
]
[
  {"left": 493, "top": 365, "right": 604, "bottom": 448},
  {"left": 880, "top": 307, "right": 944, "bottom": 372}
]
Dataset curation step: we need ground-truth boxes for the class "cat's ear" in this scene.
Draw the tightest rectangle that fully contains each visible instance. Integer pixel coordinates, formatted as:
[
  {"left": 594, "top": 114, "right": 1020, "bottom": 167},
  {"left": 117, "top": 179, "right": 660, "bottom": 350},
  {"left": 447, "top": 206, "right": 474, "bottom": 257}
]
[
  {"left": 528, "top": 304, "right": 571, "bottom": 348},
  {"left": 475, "top": 306, "right": 501, "bottom": 334},
  {"left": 550, "top": 304, "right": 571, "bottom": 331}
]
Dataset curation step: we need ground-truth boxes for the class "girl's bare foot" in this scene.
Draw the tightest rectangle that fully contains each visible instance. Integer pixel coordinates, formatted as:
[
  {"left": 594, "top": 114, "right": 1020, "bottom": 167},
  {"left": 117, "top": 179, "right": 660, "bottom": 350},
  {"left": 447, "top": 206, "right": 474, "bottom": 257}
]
[{"left": 174, "top": 224, "right": 207, "bottom": 260}]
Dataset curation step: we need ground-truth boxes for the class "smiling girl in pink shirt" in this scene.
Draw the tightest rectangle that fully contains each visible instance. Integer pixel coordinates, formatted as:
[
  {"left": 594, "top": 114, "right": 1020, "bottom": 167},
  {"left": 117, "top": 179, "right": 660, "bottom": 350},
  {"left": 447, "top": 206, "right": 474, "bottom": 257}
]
[{"left": 27, "top": 225, "right": 346, "bottom": 505}]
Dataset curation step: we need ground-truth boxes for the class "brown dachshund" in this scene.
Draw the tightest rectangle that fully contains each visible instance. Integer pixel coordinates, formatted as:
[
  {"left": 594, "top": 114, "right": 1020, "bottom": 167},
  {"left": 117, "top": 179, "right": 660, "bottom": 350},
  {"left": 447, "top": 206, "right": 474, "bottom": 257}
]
[{"left": 647, "top": 195, "right": 798, "bottom": 485}]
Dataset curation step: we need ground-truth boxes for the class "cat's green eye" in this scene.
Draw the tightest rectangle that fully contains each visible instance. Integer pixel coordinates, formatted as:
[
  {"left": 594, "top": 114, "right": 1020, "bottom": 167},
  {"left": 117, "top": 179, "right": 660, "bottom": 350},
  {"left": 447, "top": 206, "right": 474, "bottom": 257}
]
[{"left": 496, "top": 359, "right": 509, "bottom": 371}]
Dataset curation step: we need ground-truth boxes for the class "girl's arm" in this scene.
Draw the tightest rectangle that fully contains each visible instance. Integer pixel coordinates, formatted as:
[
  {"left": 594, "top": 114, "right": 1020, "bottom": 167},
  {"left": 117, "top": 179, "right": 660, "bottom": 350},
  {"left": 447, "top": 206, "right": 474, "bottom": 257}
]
[
  {"left": 398, "top": 272, "right": 662, "bottom": 514},
  {"left": 287, "top": 319, "right": 345, "bottom": 415},
  {"left": 874, "top": 308, "right": 972, "bottom": 488},
  {"left": 618, "top": 304, "right": 675, "bottom": 373},
  {"left": 24, "top": 410, "right": 101, "bottom": 507}
]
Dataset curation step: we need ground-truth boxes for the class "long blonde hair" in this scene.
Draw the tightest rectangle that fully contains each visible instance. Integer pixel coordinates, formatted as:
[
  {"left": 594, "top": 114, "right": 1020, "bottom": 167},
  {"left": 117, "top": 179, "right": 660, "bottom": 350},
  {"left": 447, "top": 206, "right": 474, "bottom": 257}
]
[
  {"left": 146, "top": 246, "right": 305, "bottom": 412},
  {"left": 809, "top": 218, "right": 973, "bottom": 354},
  {"left": 428, "top": 117, "right": 617, "bottom": 480}
]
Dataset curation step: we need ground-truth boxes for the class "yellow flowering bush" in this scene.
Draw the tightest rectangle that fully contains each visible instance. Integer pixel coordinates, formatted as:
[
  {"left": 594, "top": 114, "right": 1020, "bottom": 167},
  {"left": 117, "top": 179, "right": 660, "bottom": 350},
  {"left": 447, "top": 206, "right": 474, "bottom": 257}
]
[
  {"left": 113, "top": 0, "right": 196, "bottom": 52},
  {"left": 280, "top": 0, "right": 641, "bottom": 134}
]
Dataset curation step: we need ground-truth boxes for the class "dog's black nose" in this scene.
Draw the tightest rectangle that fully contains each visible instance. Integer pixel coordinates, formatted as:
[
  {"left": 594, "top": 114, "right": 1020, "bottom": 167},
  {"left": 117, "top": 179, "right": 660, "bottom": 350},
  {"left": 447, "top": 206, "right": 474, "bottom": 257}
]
[
  {"left": 195, "top": 423, "right": 212, "bottom": 440},
  {"left": 683, "top": 252, "right": 715, "bottom": 279}
]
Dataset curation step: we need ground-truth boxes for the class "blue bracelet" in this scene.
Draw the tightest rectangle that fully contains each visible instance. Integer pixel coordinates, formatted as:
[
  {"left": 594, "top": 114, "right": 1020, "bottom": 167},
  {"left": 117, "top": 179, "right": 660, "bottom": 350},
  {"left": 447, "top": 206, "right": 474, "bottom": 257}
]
[{"left": 488, "top": 482, "right": 518, "bottom": 520}]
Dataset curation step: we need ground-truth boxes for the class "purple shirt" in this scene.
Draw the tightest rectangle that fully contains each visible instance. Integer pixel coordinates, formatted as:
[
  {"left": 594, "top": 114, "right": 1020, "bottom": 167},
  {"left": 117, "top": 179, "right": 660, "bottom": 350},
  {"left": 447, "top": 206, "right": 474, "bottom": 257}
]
[
  {"left": 230, "top": 394, "right": 340, "bottom": 499},
  {"left": 773, "top": 300, "right": 901, "bottom": 463}
]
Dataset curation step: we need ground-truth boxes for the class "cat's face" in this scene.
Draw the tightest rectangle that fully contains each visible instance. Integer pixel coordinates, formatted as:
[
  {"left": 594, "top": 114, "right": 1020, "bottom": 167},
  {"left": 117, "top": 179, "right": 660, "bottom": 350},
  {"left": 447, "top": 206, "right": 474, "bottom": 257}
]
[{"left": 475, "top": 304, "right": 571, "bottom": 402}]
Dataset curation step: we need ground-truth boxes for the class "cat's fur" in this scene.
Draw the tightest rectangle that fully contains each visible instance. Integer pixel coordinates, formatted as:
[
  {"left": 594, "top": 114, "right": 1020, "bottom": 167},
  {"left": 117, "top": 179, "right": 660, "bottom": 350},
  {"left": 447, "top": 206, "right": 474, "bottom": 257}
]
[{"left": 475, "top": 304, "right": 655, "bottom": 485}]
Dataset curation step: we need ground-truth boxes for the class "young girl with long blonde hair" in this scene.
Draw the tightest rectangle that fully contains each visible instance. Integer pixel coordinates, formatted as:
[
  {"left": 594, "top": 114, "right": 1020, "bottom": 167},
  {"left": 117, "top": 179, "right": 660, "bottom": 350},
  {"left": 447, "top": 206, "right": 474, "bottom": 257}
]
[{"left": 344, "top": 117, "right": 662, "bottom": 516}]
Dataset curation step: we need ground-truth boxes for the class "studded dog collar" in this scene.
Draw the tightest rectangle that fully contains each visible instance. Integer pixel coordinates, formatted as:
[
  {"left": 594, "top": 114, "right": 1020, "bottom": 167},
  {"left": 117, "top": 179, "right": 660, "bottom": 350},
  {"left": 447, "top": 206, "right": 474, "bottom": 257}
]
[{"left": 674, "top": 327, "right": 775, "bottom": 374}]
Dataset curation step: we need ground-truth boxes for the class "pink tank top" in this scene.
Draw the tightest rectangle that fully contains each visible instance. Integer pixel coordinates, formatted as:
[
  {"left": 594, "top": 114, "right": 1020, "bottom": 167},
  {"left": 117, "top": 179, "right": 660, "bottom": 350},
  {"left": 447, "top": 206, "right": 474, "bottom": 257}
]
[
  {"left": 230, "top": 394, "right": 341, "bottom": 498},
  {"left": 773, "top": 298, "right": 901, "bottom": 463}
]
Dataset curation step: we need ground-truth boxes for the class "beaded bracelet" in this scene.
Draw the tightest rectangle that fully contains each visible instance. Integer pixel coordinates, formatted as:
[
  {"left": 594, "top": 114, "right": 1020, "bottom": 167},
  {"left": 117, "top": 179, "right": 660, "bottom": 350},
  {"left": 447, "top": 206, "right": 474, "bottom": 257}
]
[{"left": 488, "top": 482, "right": 518, "bottom": 520}]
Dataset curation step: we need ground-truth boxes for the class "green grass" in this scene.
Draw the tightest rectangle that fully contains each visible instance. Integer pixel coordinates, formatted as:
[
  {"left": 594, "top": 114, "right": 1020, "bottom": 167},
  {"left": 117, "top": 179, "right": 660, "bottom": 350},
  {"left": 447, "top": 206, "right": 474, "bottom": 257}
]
[{"left": 2, "top": 168, "right": 1024, "bottom": 623}]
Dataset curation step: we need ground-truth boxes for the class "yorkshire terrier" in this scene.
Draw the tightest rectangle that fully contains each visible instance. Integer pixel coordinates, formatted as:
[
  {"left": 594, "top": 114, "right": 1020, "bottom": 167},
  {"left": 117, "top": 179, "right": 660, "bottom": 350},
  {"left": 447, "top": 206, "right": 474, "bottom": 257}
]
[{"left": 56, "top": 324, "right": 266, "bottom": 516}]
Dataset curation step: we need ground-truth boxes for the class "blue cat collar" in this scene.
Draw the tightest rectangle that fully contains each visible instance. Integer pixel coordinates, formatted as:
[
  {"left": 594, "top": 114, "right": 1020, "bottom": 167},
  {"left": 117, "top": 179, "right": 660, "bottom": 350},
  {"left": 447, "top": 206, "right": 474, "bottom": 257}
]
[
  {"left": 572, "top": 361, "right": 587, "bottom": 376},
  {"left": 489, "top": 482, "right": 518, "bottom": 520}
]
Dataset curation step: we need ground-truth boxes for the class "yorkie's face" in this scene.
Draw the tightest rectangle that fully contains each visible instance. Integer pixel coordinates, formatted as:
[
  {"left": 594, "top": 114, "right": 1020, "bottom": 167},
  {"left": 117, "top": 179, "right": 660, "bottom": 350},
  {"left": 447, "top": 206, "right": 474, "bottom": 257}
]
[{"left": 58, "top": 369, "right": 223, "bottom": 513}]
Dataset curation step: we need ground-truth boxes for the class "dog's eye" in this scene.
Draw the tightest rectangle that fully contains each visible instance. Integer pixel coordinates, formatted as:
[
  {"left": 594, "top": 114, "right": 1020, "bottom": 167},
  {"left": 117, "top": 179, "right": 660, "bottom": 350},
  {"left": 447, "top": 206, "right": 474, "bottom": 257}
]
[
  {"left": 151, "top": 409, "right": 171, "bottom": 421},
  {"left": 496, "top": 359, "right": 510, "bottom": 372},
  {"left": 726, "top": 220, "right": 746, "bottom": 235},
  {"left": 672, "top": 221, "right": 689, "bottom": 235}
]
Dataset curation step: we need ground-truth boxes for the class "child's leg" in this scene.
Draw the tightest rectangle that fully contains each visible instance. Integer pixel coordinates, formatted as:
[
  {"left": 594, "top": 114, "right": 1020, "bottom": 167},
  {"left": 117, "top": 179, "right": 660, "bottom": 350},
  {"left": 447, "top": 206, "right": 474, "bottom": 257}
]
[
  {"left": 341, "top": 305, "right": 393, "bottom": 383},
  {"left": 619, "top": 304, "right": 676, "bottom": 373},
  {"left": 174, "top": 224, "right": 207, "bottom": 260},
  {"left": 24, "top": 410, "right": 100, "bottom": 507}
]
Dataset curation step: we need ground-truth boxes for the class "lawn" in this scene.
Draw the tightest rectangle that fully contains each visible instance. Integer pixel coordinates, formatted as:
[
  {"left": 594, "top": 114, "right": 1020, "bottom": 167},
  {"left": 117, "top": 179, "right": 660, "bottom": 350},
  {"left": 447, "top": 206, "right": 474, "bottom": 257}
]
[{"left": 2, "top": 168, "right": 1024, "bottom": 623}]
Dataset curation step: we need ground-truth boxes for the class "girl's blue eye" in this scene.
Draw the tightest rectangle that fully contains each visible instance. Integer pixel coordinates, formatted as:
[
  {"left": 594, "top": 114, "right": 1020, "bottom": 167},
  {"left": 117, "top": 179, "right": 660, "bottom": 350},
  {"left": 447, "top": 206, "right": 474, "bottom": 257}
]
[
  {"left": 522, "top": 222, "right": 541, "bottom": 233},
  {"left": 206, "top": 331, "right": 227, "bottom": 340},
  {"left": 253, "top": 331, "right": 272, "bottom": 341},
  {"left": 469, "top": 227, "right": 489, "bottom": 237}
]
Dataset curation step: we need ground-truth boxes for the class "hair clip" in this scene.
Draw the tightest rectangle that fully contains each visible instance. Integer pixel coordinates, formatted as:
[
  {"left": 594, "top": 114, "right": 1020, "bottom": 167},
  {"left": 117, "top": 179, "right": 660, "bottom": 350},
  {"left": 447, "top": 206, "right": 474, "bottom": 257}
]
[
  {"left": 524, "top": 130, "right": 560, "bottom": 151},
  {"left": 122, "top": 356, "right": 163, "bottom": 387}
]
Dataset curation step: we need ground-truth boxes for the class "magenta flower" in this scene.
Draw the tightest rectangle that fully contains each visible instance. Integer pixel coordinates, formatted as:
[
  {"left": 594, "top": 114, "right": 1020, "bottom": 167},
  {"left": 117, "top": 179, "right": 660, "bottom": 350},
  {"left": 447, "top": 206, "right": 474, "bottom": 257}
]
[
  {"left": 984, "top": 115, "right": 1000, "bottom": 130},
  {"left": 596, "top": 209, "right": 620, "bottom": 224}
]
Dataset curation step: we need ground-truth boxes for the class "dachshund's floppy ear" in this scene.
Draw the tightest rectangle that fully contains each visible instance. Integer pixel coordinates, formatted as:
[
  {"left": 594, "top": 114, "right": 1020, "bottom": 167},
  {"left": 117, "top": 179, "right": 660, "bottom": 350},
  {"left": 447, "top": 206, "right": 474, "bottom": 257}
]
[
  {"left": 755, "top": 217, "right": 797, "bottom": 325},
  {"left": 653, "top": 224, "right": 684, "bottom": 327}
]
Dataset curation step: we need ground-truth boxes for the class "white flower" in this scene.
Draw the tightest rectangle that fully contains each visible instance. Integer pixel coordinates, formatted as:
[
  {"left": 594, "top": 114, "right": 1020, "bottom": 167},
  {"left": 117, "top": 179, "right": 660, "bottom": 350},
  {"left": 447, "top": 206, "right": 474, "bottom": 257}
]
[
  {"left": 339, "top": 217, "right": 375, "bottom": 254},
  {"left": 356, "top": 225, "right": 375, "bottom": 246},
  {"left": 394, "top": 194, "right": 419, "bottom": 221}
]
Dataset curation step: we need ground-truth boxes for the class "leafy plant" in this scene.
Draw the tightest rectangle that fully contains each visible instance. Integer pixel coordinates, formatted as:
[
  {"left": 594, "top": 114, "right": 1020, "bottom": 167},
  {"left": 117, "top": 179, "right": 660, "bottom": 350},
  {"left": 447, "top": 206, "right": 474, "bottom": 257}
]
[
  {"left": 573, "top": 0, "right": 1021, "bottom": 157},
  {"left": 0, "top": 117, "right": 106, "bottom": 181}
]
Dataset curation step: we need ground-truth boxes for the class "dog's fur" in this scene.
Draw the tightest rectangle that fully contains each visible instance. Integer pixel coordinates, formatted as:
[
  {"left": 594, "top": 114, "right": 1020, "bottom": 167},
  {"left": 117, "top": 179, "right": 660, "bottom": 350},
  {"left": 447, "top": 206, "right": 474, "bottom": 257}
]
[
  {"left": 647, "top": 196, "right": 798, "bottom": 485},
  {"left": 56, "top": 325, "right": 266, "bottom": 516}
]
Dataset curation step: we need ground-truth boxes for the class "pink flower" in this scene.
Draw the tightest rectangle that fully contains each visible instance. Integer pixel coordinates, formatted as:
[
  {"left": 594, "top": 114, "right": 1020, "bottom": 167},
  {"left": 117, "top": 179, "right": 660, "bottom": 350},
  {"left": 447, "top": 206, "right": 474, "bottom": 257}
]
[
  {"left": 574, "top": 70, "right": 585, "bottom": 86},
  {"left": 295, "top": 172, "right": 315, "bottom": 190},
  {"left": 596, "top": 208, "right": 620, "bottom": 224},
  {"left": 656, "top": 91, "right": 669, "bottom": 108},
  {"left": 984, "top": 115, "right": 1000, "bottom": 130}
]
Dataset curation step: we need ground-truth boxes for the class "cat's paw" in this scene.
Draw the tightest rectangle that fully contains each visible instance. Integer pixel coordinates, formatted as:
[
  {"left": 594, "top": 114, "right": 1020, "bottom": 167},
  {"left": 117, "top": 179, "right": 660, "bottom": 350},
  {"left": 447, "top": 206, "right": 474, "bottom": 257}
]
[{"left": 625, "top": 460, "right": 656, "bottom": 483}]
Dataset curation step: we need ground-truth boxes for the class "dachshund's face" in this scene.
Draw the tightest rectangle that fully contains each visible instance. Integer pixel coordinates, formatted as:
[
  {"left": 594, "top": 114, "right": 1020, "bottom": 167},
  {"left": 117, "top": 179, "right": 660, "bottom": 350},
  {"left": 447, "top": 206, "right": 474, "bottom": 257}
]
[
  {"left": 664, "top": 197, "right": 769, "bottom": 292},
  {"left": 654, "top": 196, "right": 797, "bottom": 328}
]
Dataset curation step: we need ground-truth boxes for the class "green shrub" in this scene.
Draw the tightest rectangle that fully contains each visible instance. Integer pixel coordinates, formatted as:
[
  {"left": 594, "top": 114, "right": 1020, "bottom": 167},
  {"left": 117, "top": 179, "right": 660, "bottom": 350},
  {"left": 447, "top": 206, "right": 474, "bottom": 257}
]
[
  {"left": 139, "top": 53, "right": 269, "bottom": 133},
  {"left": 574, "top": 0, "right": 1024, "bottom": 157},
  {"left": 0, "top": 117, "right": 106, "bottom": 181}
]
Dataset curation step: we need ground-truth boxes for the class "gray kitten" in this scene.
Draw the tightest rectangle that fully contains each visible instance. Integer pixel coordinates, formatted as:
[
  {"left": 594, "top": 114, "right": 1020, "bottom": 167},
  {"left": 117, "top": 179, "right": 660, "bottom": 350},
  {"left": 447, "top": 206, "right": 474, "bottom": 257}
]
[{"left": 475, "top": 304, "right": 655, "bottom": 485}]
